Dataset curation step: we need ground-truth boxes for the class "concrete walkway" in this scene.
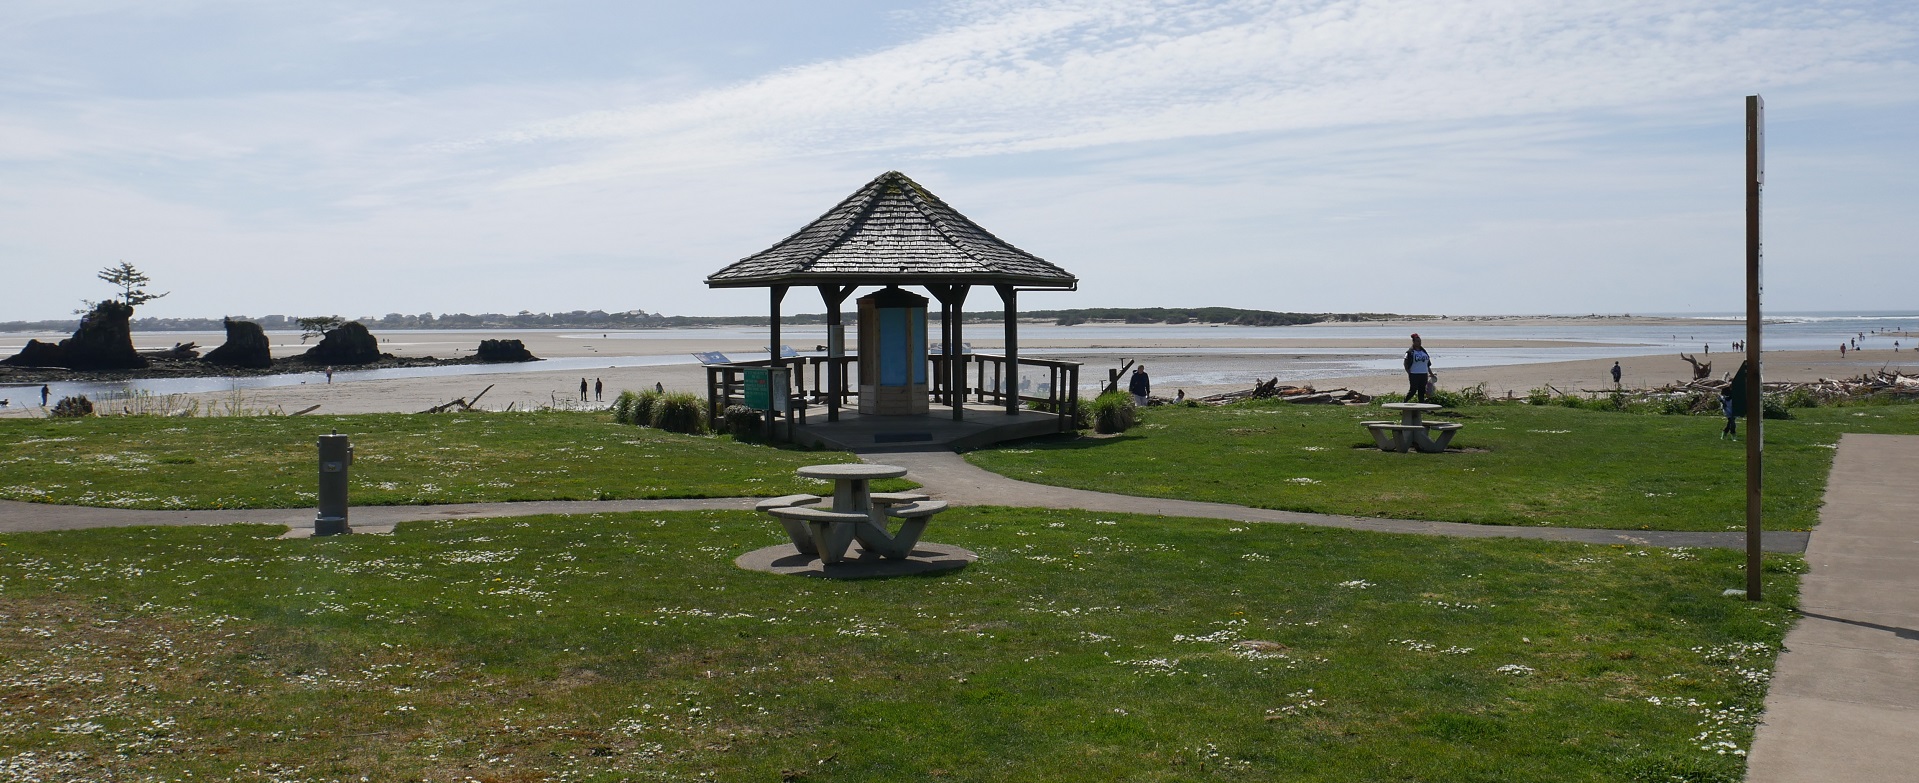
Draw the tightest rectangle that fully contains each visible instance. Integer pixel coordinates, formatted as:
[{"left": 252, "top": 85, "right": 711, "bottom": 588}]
[
  {"left": 0, "top": 497, "right": 757, "bottom": 535},
  {"left": 855, "top": 446, "right": 1808, "bottom": 552},
  {"left": 1746, "top": 433, "right": 1919, "bottom": 782},
  {"left": 0, "top": 450, "right": 1807, "bottom": 551}
]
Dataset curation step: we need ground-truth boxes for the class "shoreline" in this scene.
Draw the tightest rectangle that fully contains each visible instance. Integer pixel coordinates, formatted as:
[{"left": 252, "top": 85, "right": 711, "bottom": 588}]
[{"left": 3, "top": 324, "right": 1916, "bottom": 418}]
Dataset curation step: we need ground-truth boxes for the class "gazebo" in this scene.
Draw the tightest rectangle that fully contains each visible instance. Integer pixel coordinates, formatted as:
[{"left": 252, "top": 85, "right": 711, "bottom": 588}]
[{"left": 705, "top": 171, "right": 1080, "bottom": 448}]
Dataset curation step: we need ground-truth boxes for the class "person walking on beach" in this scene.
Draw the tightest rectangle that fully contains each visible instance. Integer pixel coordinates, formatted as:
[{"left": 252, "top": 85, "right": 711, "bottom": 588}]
[
  {"left": 1128, "top": 365, "right": 1151, "bottom": 406},
  {"left": 1403, "top": 334, "right": 1432, "bottom": 403},
  {"left": 1840, "top": 343, "right": 1847, "bottom": 357},
  {"left": 580, "top": 378, "right": 589, "bottom": 402},
  {"left": 1611, "top": 361, "right": 1622, "bottom": 387},
  {"left": 40, "top": 385, "right": 50, "bottom": 406},
  {"left": 655, "top": 381, "right": 664, "bottom": 394},
  {"left": 594, "top": 378, "right": 603, "bottom": 402}
]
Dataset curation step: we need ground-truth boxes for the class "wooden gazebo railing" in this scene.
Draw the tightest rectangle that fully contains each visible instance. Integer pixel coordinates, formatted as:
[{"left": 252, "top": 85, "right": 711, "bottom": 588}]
[{"left": 705, "top": 353, "right": 1081, "bottom": 437}]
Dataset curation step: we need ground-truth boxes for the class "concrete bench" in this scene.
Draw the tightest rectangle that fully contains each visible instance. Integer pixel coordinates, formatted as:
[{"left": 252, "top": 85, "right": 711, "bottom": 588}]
[
  {"left": 855, "top": 500, "right": 949, "bottom": 559},
  {"left": 1364, "top": 420, "right": 1463, "bottom": 453},
  {"left": 883, "top": 500, "right": 946, "bottom": 518},
  {"left": 765, "top": 504, "right": 870, "bottom": 563},
  {"left": 1364, "top": 423, "right": 1426, "bottom": 453},
  {"left": 755, "top": 493, "right": 823, "bottom": 512},
  {"left": 1413, "top": 422, "right": 1462, "bottom": 452},
  {"left": 755, "top": 494, "right": 824, "bottom": 550},
  {"left": 868, "top": 491, "right": 930, "bottom": 507}
]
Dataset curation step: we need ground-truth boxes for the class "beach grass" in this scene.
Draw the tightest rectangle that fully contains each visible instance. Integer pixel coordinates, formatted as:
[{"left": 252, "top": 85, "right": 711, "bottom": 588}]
[
  {"left": 0, "top": 411, "right": 901, "bottom": 509},
  {"left": 965, "top": 399, "right": 1919, "bottom": 532},
  {"left": 1, "top": 507, "right": 1795, "bottom": 781}
]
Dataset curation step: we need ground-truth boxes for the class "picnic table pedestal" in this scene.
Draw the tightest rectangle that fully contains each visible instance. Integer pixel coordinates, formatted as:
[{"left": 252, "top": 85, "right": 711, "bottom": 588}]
[
  {"left": 1363, "top": 403, "right": 1463, "bottom": 453},
  {"left": 759, "top": 463, "right": 947, "bottom": 564}
]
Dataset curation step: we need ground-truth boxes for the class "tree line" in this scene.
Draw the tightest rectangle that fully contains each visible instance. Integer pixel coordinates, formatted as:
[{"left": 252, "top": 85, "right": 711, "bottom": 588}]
[{"left": 3, "top": 306, "right": 1414, "bottom": 332}]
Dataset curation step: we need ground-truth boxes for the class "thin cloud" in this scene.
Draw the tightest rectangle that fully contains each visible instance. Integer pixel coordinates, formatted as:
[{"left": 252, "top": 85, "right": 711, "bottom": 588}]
[{"left": 492, "top": 0, "right": 1916, "bottom": 186}]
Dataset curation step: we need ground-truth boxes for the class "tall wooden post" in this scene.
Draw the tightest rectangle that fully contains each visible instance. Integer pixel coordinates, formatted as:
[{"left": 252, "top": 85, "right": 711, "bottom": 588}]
[
  {"left": 949, "top": 285, "right": 970, "bottom": 421},
  {"left": 819, "top": 285, "right": 853, "bottom": 422},
  {"left": 1744, "top": 95, "right": 1765, "bottom": 601},
  {"left": 769, "top": 285, "right": 788, "bottom": 437},
  {"left": 998, "top": 284, "right": 1019, "bottom": 415}
]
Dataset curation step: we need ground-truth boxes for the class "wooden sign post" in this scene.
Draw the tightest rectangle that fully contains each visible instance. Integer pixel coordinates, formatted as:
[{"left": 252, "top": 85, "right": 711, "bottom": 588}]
[{"left": 1745, "top": 95, "right": 1765, "bottom": 601}]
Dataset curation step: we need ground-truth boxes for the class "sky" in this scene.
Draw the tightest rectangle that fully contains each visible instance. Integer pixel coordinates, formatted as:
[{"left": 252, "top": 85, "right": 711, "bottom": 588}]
[{"left": 1, "top": 0, "right": 1915, "bottom": 322}]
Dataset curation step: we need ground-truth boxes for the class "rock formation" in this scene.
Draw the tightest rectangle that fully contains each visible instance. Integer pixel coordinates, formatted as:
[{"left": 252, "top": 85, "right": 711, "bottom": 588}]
[
  {"left": 0, "top": 301, "right": 146, "bottom": 370},
  {"left": 204, "top": 318, "right": 274, "bottom": 369},
  {"left": 475, "top": 338, "right": 536, "bottom": 362},
  {"left": 299, "top": 321, "right": 384, "bottom": 365},
  {"left": 1, "top": 339, "right": 67, "bottom": 368}
]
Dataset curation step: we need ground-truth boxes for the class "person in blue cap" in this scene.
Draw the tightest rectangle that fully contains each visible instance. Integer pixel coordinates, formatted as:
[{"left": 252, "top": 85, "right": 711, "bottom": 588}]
[{"left": 1403, "top": 334, "right": 1431, "bottom": 403}]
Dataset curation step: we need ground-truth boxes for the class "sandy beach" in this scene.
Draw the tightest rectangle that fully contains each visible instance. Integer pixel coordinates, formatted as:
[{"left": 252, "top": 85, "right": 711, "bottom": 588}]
[{"left": 2, "top": 319, "right": 1915, "bottom": 417}]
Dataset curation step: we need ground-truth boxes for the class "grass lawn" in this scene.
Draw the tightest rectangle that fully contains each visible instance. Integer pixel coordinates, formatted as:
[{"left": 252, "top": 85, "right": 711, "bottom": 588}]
[
  {"left": 966, "top": 400, "right": 1919, "bottom": 532},
  {"left": 1, "top": 508, "right": 1796, "bottom": 781},
  {"left": 0, "top": 412, "right": 905, "bottom": 509}
]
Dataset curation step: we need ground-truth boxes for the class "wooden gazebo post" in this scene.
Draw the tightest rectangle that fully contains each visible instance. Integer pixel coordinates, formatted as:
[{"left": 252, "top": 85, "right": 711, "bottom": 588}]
[
  {"left": 768, "top": 285, "right": 787, "bottom": 364},
  {"left": 819, "top": 285, "right": 855, "bottom": 421},
  {"left": 997, "top": 285, "right": 1019, "bottom": 415},
  {"left": 928, "top": 283, "right": 971, "bottom": 421}
]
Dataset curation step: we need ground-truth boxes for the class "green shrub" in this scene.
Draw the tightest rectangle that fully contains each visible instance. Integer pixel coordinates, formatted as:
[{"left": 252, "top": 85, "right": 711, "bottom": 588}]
[
  {"left": 1089, "top": 391, "right": 1137, "bottom": 434},
  {"left": 1653, "top": 393, "right": 1704, "bottom": 416},
  {"left": 51, "top": 395, "right": 94, "bottom": 418},
  {"left": 1525, "top": 387, "right": 1553, "bottom": 406},
  {"left": 650, "top": 392, "right": 709, "bottom": 435},
  {"left": 1761, "top": 394, "right": 1792, "bottom": 420},
  {"left": 722, "top": 404, "right": 763, "bottom": 439},
  {"left": 612, "top": 390, "right": 642, "bottom": 424},
  {"left": 1428, "top": 383, "right": 1491, "bottom": 408},
  {"left": 630, "top": 390, "right": 663, "bottom": 426},
  {"left": 1781, "top": 387, "right": 1820, "bottom": 409}
]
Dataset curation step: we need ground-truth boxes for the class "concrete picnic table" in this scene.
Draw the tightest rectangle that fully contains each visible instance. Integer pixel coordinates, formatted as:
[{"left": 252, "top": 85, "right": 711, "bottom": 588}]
[
  {"left": 797, "top": 462, "right": 907, "bottom": 513},
  {"left": 755, "top": 463, "right": 947, "bottom": 563},
  {"left": 1363, "top": 402, "right": 1463, "bottom": 453}
]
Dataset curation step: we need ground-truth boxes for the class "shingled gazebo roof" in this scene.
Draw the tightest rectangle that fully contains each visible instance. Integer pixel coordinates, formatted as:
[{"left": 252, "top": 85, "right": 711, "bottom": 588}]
[{"left": 706, "top": 171, "right": 1077, "bottom": 290}]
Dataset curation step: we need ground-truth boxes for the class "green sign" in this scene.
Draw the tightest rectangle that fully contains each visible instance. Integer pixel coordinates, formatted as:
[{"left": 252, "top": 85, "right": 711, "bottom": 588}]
[
  {"left": 743, "top": 368, "right": 771, "bottom": 410},
  {"left": 742, "top": 367, "right": 789, "bottom": 412}
]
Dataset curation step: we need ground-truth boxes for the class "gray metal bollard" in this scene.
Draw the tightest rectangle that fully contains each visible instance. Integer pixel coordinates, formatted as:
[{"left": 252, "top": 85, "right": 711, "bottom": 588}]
[{"left": 315, "top": 432, "right": 352, "bottom": 536}]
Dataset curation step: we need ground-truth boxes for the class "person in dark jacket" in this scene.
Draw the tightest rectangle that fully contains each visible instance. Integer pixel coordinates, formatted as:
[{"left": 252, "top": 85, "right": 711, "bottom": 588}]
[
  {"left": 1128, "top": 365, "right": 1151, "bottom": 406},
  {"left": 1403, "top": 334, "right": 1431, "bottom": 403},
  {"left": 1721, "top": 360, "right": 1750, "bottom": 439}
]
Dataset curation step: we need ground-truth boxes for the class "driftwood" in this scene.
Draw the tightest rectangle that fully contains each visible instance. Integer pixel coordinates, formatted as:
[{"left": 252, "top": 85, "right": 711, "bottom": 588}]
[
  {"left": 1596, "top": 370, "right": 1919, "bottom": 411},
  {"left": 419, "top": 384, "right": 495, "bottom": 414},
  {"left": 1103, "top": 359, "right": 1138, "bottom": 394},
  {"left": 290, "top": 404, "right": 321, "bottom": 416},
  {"left": 1196, "top": 377, "right": 1370, "bottom": 406},
  {"left": 139, "top": 342, "right": 200, "bottom": 360},
  {"left": 1679, "top": 353, "right": 1713, "bottom": 380}
]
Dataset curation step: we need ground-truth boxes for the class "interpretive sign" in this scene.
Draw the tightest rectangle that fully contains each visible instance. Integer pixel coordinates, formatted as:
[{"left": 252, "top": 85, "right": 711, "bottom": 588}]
[{"left": 742, "top": 367, "right": 790, "bottom": 412}]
